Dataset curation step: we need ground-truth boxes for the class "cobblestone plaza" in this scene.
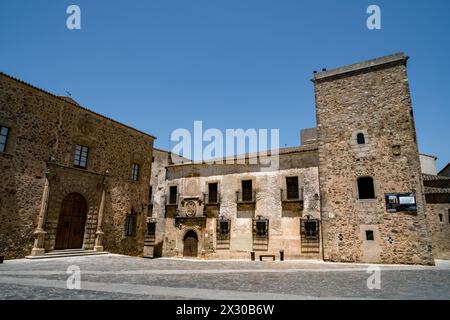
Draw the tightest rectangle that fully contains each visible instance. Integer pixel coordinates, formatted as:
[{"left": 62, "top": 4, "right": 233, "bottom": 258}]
[{"left": 1, "top": 255, "right": 449, "bottom": 300}]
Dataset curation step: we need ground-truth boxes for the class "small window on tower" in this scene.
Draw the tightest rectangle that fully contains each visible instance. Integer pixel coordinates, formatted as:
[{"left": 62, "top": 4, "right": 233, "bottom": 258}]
[
  {"left": 366, "top": 230, "right": 374, "bottom": 241},
  {"left": 357, "top": 133, "right": 366, "bottom": 145},
  {"left": 357, "top": 177, "right": 375, "bottom": 199},
  {"left": 439, "top": 214, "right": 443, "bottom": 223}
]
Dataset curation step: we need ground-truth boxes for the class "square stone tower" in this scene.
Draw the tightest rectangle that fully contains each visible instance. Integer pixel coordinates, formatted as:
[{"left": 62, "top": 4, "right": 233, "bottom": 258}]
[{"left": 313, "top": 53, "right": 434, "bottom": 265}]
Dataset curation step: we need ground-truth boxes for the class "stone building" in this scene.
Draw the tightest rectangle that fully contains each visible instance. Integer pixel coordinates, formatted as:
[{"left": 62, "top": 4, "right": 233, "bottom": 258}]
[
  {"left": 439, "top": 163, "right": 450, "bottom": 177},
  {"left": 420, "top": 154, "right": 438, "bottom": 175},
  {"left": 1, "top": 52, "right": 449, "bottom": 265},
  {"left": 145, "top": 53, "right": 447, "bottom": 265},
  {"left": 0, "top": 72, "right": 155, "bottom": 259},
  {"left": 146, "top": 140, "right": 320, "bottom": 260},
  {"left": 421, "top": 158, "right": 450, "bottom": 259},
  {"left": 314, "top": 53, "right": 434, "bottom": 265}
]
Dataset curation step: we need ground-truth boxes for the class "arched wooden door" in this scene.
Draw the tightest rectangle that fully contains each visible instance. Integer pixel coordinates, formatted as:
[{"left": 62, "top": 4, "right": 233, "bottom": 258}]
[
  {"left": 55, "top": 193, "right": 87, "bottom": 250},
  {"left": 183, "top": 230, "right": 198, "bottom": 257}
]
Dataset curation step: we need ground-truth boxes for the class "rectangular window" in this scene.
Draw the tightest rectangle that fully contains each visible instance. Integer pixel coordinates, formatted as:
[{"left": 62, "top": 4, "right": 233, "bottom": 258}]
[
  {"left": 0, "top": 126, "right": 10, "bottom": 153},
  {"left": 131, "top": 164, "right": 140, "bottom": 181},
  {"left": 73, "top": 144, "right": 89, "bottom": 169},
  {"left": 300, "top": 218, "right": 320, "bottom": 253},
  {"left": 252, "top": 218, "right": 269, "bottom": 251},
  {"left": 169, "top": 186, "right": 178, "bottom": 204},
  {"left": 208, "top": 183, "right": 218, "bottom": 203},
  {"left": 149, "top": 186, "right": 153, "bottom": 202},
  {"left": 304, "top": 220, "right": 319, "bottom": 239},
  {"left": 256, "top": 221, "right": 267, "bottom": 237},
  {"left": 357, "top": 177, "right": 375, "bottom": 199},
  {"left": 125, "top": 211, "right": 137, "bottom": 237},
  {"left": 242, "top": 180, "right": 253, "bottom": 202},
  {"left": 286, "top": 177, "right": 299, "bottom": 200},
  {"left": 216, "top": 219, "right": 230, "bottom": 249},
  {"left": 366, "top": 230, "right": 374, "bottom": 241},
  {"left": 147, "top": 222, "right": 156, "bottom": 243}
]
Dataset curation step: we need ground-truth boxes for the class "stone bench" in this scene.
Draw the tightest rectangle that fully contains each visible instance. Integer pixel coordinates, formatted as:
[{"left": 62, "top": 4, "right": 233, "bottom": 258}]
[{"left": 259, "top": 254, "right": 276, "bottom": 261}]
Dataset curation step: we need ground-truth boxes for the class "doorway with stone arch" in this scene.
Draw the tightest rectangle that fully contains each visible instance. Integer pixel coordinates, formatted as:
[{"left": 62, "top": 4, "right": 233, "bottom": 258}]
[
  {"left": 55, "top": 192, "right": 87, "bottom": 250},
  {"left": 183, "top": 230, "right": 198, "bottom": 257}
]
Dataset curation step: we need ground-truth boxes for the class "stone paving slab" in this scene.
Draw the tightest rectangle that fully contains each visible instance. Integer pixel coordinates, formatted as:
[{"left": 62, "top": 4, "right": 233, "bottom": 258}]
[{"left": 1, "top": 255, "right": 449, "bottom": 300}]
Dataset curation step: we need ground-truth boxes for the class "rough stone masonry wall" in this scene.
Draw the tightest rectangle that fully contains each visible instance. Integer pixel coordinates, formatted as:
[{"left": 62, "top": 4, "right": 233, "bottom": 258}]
[
  {"left": 0, "top": 73, "right": 154, "bottom": 259},
  {"left": 314, "top": 55, "right": 434, "bottom": 265},
  {"left": 426, "top": 202, "right": 450, "bottom": 259}
]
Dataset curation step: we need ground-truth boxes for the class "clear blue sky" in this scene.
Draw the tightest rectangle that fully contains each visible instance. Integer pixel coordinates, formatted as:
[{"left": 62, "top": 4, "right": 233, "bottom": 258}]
[{"left": 1, "top": 0, "right": 449, "bottom": 170}]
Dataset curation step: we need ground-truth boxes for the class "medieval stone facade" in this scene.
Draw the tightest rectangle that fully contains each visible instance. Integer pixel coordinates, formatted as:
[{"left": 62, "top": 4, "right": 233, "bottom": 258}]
[
  {"left": 423, "top": 173, "right": 450, "bottom": 259},
  {"left": 145, "top": 53, "right": 447, "bottom": 265},
  {"left": 314, "top": 53, "right": 434, "bottom": 265},
  {"left": 0, "top": 72, "right": 155, "bottom": 259},
  {"left": 147, "top": 143, "right": 320, "bottom": 260},
  {"left": 1, "top": 52, "right": 449, "bottom": 265}
]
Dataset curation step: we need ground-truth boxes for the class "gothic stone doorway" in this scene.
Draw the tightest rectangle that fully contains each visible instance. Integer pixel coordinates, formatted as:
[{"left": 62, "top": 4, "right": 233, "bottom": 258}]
[
  {"left": 55, "top": 193, "right": 87, "bottom": 250},
  {"left": 183, "top": 230, "right": 198, "bottom": 257}
]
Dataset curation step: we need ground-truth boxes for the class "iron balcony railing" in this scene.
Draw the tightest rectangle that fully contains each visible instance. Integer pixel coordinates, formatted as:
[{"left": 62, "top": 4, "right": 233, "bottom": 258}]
[
  {"left": 280, "top": 188, "right": 304, "bottom": 202},
  {"left": 166, "top": 193, "right": 179, "bottom": 206},
  {"left": 236, "top": 190, "right": 256, "bottom": 204},
  {"left": 203, "top": 192, "right": 221, "bottom": 205},
  {"left": 216, "top": 218, "right": 231, "bottom": 249},
  {"left": 252, "top": 216, "right": 269, "bottom": 251}
]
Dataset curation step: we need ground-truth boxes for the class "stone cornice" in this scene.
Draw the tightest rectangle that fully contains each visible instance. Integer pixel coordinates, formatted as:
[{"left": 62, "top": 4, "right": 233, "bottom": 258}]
[{"left": 312, "top": 52, "right": 408, "bottom": 82}]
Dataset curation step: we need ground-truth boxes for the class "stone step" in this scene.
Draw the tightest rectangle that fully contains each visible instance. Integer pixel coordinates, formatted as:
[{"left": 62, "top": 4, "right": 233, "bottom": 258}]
[
  {"left": 26, "top": 250, "right": 109, "bottom": 260},
  {"left": 46, "top": 249, "right": 89, "bottom": 255}
]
